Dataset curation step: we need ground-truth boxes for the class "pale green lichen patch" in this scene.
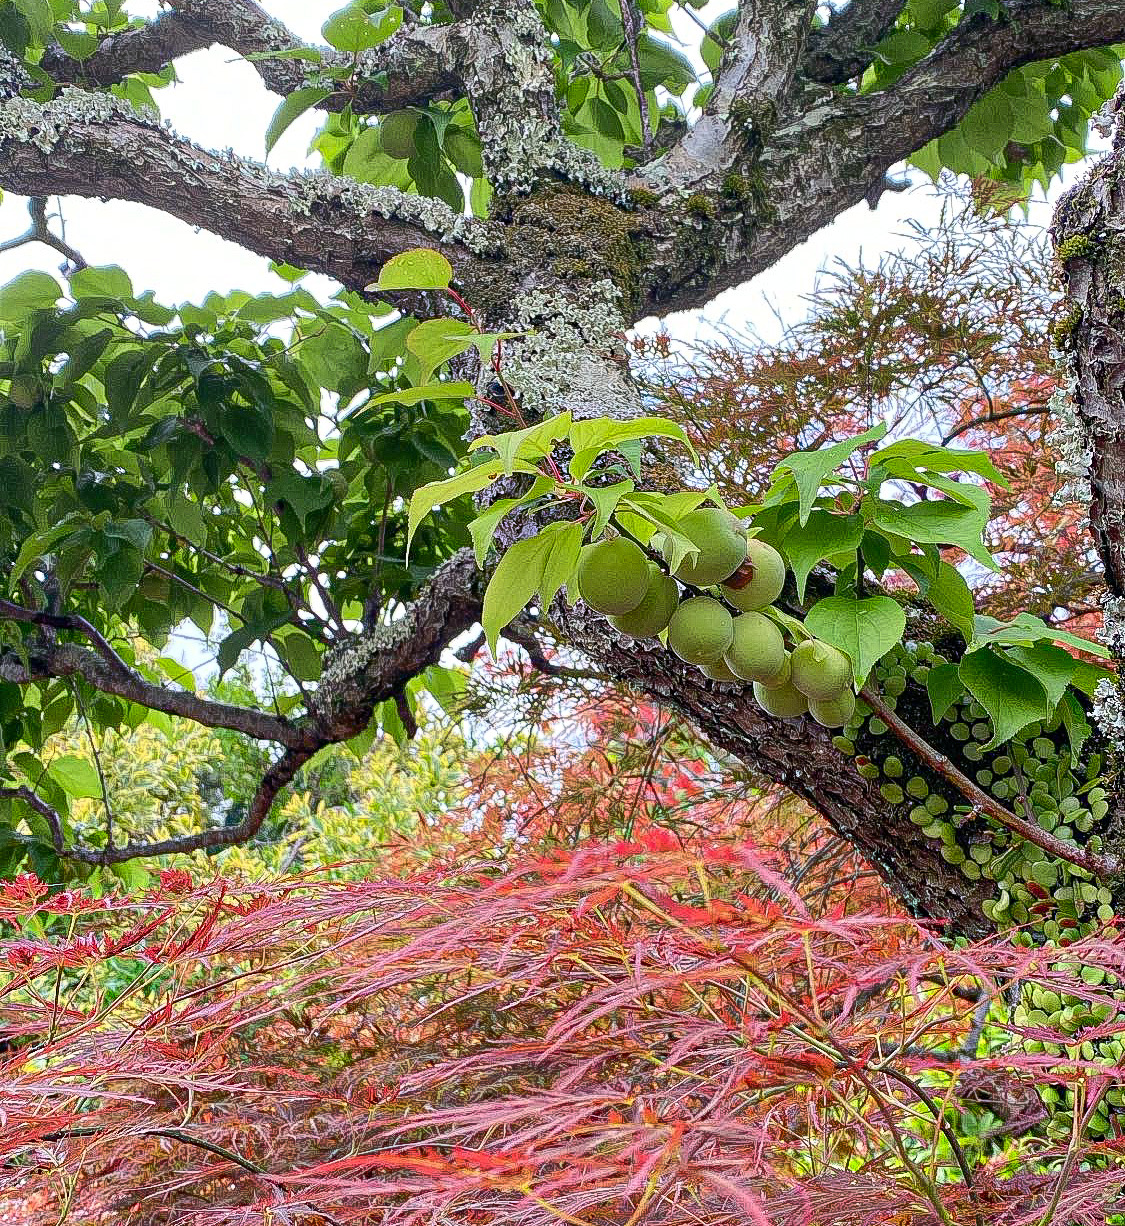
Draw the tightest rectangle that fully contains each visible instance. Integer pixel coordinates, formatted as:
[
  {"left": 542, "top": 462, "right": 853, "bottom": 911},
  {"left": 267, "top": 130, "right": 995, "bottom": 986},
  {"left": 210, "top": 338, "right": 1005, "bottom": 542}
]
[
  {"left": 459, "top": 1, "right": 624, "bottom": 200},
  {"left": 0, "top": 82, "right": 499, "bottom": 256},
  {"left": 499, "top": 279, "right": 640, "bottom": 421}
]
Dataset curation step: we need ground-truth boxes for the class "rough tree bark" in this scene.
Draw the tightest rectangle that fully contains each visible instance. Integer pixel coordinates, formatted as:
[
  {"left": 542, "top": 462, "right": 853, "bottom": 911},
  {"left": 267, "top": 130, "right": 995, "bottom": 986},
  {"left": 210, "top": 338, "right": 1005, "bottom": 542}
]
[{"left": 1, "top": 0, "right": 1124, "bottom": 935}]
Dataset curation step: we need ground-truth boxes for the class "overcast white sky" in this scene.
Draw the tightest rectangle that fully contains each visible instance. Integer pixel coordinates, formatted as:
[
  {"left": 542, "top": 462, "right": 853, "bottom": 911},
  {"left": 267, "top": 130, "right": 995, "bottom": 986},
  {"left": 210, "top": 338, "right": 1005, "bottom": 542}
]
[{"left": 0, "top": 1, "right": 1087, "bottom": 346}]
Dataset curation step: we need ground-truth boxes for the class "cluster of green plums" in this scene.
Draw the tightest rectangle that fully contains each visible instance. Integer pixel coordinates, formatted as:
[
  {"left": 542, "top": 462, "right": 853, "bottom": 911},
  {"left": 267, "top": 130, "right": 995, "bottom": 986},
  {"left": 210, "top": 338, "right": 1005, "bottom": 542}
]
[{"left": 575, "top": 508, "right": 856, "bottom": 726}]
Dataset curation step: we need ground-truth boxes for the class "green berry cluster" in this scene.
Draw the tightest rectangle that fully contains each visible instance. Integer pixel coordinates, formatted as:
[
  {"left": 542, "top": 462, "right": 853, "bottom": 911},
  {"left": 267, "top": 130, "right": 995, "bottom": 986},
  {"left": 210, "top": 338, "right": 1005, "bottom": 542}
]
[{"left": 831, "top": 639, "right": 1123, "bottom": 1138}]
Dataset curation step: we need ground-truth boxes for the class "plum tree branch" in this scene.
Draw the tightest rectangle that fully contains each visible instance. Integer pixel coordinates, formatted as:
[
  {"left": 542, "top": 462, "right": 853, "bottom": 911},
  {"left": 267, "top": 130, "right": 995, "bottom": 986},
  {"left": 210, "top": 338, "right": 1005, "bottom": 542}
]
[
  {"left": 0, "top": 64, "right": 494, "bottom": 295},
  {"left": 41, "top": 2, "right": 462, "bottom": 115},
  {"left": 638, "top": 0, "right": 1125, "bottom": 316},
  {"left": 802, "top": 0, "right": 909, "bottom": 84},
  {"left": 0, "top": 552, "right": 483, "bottom": 864}
]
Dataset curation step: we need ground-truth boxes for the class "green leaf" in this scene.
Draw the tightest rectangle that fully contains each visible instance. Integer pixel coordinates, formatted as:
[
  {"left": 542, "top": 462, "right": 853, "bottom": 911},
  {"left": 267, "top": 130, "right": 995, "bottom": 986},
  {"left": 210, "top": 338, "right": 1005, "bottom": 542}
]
[
  {"left": 780, "top": 510, "right": 863, "bottom": 602},
  {"left": 0, "top": 270, "right": 61, "bottom": 320},
  {"left": 101, "top": 545, "right": 143, "bottom": 609},
  {"left": 372, "top": 248, "right": 453, "bottom": 291},
  {"left": 404, "top": 319, "right": 513, "bottom": 382},
  {"left": 537, "top": 521, "right": 584, "bottom": 611},
  {"left": 276, "top": 627, "right": 323, "bottom": 681},
  {"left": 482, "top": 532, "right": 556, "bottom": 655},
  {"left": 870, "top": 438, "right": 1010, "bottom": 487},
  {"left": 926, "top": 662, "right": 963, "bottom": 722},
  {"left": 1059, "top": 692, "right": 1091, "bottom": 757},
  {"left": 9, "top": 513, "right": 88, "bottom": 587},
  {"left": 70, "top": 264, "right": 133, "bottom": 301},
  {"left": 568, "top": 415, "right": 695, "bottom": 480},
  {"left": 359, "top": 380, "right": 475, "bottom": 410},
  {"left": 804, "top": 594, "right": 906, "bottom": 686},
  {"left": 470, "top": 412, "right": 573, "bottom": 475},
  {"left": 958, "top": 647, "right": 1050, "bottom": 751},
  {"left": 872, "top": 498, "right": 995, "bottom": 569},
  {"left": 970, "top": 612, "right": 1112, "bottom": 658},
  {"left": 774, "top": 423, "right": 886, "bottom": 525},
  {"left": 323, "top": 2, "right": 401, "bottom": 52},
  {"left": 266, "top": 87, "right": 331, "bottom": 156},
  {"left": 48, "top": 754, "right": 101, "bottom": 800},
  {"left": 408, "top": 459, "right": 524, "bottom": 555},
  {"left": 901, "top": 556, "right": 975, "bottom": 643},
  {"left": 467, "top": 479, "right": 553, "bottom": 565},
  {"left": 266, "top": 471, "right": 333, "bottom": 526},
  {"left": 583, "top": 478, "right": 633, "bottom": 539},
  {"left": 1005, "top": 642, "right": 1076, "bottom": 714},
  {"left": 218, "top": 401, "right": 273, "bottom": 463}
]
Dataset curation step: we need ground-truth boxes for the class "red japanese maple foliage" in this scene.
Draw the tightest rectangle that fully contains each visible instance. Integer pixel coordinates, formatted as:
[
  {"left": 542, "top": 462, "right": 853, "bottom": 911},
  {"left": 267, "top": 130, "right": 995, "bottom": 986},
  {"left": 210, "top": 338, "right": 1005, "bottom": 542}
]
[{"left": 3, "top": 834, "right": 1125, "bottom": 1225}]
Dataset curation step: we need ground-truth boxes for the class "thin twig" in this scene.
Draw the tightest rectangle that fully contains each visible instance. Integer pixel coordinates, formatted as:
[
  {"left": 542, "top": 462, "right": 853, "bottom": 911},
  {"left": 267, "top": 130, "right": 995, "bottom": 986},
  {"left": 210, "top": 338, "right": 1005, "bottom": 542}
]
[
  {"left": 0, "top": 197, "right": 87, "bottom": 270},
  {"left": 859, "top": 687, "right": 1114, "bottom": 878}
]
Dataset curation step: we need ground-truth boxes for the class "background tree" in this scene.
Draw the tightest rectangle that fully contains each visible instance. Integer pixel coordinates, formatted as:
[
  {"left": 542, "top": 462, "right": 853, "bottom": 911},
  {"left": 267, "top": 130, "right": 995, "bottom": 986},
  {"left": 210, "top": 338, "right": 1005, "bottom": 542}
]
[{"left": 0, "top": 0, "right": 1123, "bottom": 942}]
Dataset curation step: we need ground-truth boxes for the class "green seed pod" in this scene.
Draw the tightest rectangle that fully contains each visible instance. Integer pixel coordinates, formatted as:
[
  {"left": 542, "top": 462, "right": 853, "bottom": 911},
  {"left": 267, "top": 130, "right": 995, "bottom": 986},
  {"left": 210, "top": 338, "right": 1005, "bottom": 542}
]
[
  {"left": 962, "top": 744, "right": 983, "bottom": 762},
  {"left": 577, "top": 538, "right": 651, "bottom": 615},
  {"left": 724, "top": 612, "right": 787, "bottom": 682},
  {"left": 879, "top": 783, "right": 904, "bottom": 805},
  {"left": 991, "top": 755, "right": 1012, "bottom": 775},
  {"left": 868, "top": 718, "right": 888, "bottom": 737},
  {"left": 961, "top": 860, "right": 981, "bottom": 880},
  {"left": 941, "top": 845, "right": 965, "bottom": 865},
  {"left": 809, "top": 690, "right": 856, "bottom": 728},
  {"left": 881, "top": 756, "right": 903, "bottom": 778},
  {"left": 883, "top": 675, "right": 907, "bottom": 698},
  {"left": 924, "top": 794, "right": 948, "bottom": 815},
  {"left": 701, "top": 656, "right": 742, "bottom": 683},
  {"left": 906, "top": 776, "right": 929, "bottom": 799},
  {"left": 723, "top": 537, "right": 786, "bottom": 610},
  {"left": 832, "top": 735, "right": 856, "bottom": 755},
  {"left": 950, "top": 722, "right": 970, "bottom": 742},
  {"left": 970, "top": 844, "right": 991, "bottom": 865},
  {"left": 670, "top": 507, "right": 748, "bottom": 586},
  {"left": 1033, "top": 737, "right": 1054, "bottom": 759},
  {"left": 967, "top": 700, "right": 985, "bottom": 720},
  {"left": 909, "top": 806, "right": 931, "bottom": 825},
  {"left": 923, "top": 820, "right": 946, "bottom": 839},
  {"left": 667, "top": 597, "right": 734, "bottom": 665},
  {"left": 857, "top": 761, "right": 880, "bottom": 780},
  {"left": 971, "top": 721, "right": 990, "bottom": 742},
  {"left": 991, "top": 780, "right": 1010, "bottom": 800},
  {"left": 753, "top": 676, "right": 809, "bottom": 719},
  {"left": 975, "top": 769, "right": 993, "bottom": 787},
  {"left": 608, "top": 565, "right": 679, "bottom": 638},
  {"left": 790, "top": 639, "right": 851, "bottom": 701}
]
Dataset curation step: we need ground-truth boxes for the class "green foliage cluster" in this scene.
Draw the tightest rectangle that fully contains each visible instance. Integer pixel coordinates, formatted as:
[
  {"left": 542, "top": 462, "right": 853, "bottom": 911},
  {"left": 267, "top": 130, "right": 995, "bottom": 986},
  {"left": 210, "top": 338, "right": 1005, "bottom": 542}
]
[{"left": 0, "top": 256, "right": 482, "bottom": 876}]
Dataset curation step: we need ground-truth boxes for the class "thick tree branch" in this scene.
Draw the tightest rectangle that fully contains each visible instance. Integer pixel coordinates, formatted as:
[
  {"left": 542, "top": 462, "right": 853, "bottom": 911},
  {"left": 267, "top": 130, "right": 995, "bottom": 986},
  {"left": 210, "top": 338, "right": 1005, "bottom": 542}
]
[
  {"left": 654, "top": 0, "right": 817, "bottom": 191},
  {"left": 40, "top": 11, "right": 214, "bottom": 87},
  {"left": 40, "top": 2, "right": 462, "bottom": 115},
  {"left": 0, "top": 552, "right": 483, "bottom": 864},
  {"left": 803, "top": 0, "right": 909, "bottom": 85},
  {"left": 162, "top": 0, "right": 463, "bottom": 115},
  {"left": 0, "top": 70, "right": 495, "bottom": 294},
  {"left": 637, "top": 0, "right": 1125, "bottom": 317},
  {"left": 561, "top": 604, "right": 993, "bottom": 937},
  {"left": 0, "top": 639, "right": 309, "bottom": 749},
  {"left": 1052, "top": 104, "right": 1125, "bottom": 601}
]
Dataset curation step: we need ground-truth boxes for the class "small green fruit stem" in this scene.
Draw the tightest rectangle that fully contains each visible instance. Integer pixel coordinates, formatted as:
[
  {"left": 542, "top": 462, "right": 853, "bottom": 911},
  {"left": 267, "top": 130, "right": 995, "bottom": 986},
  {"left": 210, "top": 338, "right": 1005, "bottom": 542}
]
[{"left": 859, "top": 687, "right": 1116, "bottom": 880}]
